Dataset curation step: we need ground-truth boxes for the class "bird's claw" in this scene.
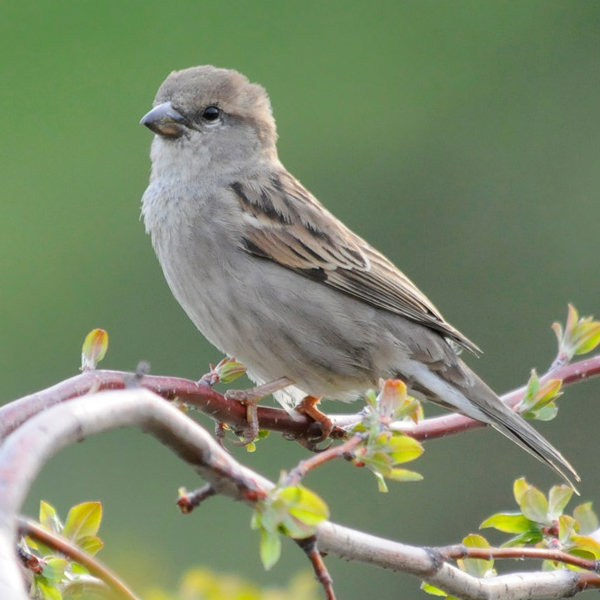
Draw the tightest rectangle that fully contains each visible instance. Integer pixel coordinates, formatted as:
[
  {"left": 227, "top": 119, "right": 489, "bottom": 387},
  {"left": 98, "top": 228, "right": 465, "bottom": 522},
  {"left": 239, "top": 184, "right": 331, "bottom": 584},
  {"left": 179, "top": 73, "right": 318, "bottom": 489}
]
[
  {"left": 224, "top": 377, "right": 295, "bottom": 446},
  {"left": 296, "top": 395, "right": 333, "bottom": 443},
  {"left": 226, "top": 395, "right": 260, "bottom": 446},
  {"left": 295, "top": 436, "right": 333, "bottom": 453}
]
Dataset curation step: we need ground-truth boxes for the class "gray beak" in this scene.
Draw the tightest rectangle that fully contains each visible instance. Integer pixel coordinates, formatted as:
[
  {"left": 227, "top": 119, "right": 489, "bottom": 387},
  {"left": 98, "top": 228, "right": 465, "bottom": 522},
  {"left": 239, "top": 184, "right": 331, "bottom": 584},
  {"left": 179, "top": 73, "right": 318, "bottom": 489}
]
[{"left": 140, "top": 102, "right": 188, "bottom": 138}]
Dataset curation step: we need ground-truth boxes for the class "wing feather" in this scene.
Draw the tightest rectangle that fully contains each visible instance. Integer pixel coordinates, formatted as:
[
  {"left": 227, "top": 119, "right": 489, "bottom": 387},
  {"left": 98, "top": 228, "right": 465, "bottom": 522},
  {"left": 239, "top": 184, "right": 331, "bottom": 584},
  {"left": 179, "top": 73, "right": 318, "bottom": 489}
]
[{"left": 231, "top": 171, "right": 481, "bottom": 355}]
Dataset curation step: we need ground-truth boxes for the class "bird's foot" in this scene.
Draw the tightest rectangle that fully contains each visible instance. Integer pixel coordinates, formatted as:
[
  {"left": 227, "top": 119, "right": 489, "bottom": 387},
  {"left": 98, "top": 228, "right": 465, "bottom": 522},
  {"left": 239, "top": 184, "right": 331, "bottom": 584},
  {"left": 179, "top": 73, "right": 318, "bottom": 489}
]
[
  {"left": 296, "top": 395, "right": 333, "bottom": 445},
  {"left": 225, "top": 376, "right": 293, "bottom": 403},
  {"left": 225, "top": 377, "right": 294, "bottom": 445}
]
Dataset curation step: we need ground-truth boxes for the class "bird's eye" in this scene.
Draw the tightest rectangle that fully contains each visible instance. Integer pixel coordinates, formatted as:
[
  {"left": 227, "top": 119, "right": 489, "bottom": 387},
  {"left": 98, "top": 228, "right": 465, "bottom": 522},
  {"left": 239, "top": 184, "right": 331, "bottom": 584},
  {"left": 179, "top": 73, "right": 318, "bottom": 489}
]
[{"left": 202, "top": 106, "right": 221, "bottom": 121}]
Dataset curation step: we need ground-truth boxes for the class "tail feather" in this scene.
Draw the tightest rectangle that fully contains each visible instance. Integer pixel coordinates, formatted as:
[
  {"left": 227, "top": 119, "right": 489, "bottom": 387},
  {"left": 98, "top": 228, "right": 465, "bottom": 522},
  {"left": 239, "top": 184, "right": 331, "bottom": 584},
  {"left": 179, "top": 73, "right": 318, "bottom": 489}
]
[
  {"left": 408, "top": 357, "right": 580, "bottom": 491},
  {"left": 492, "top": 405, "right": 581, "bottom": 495},
  {"left": 459, "top": 368, "right": 580, "bottom": 492}
]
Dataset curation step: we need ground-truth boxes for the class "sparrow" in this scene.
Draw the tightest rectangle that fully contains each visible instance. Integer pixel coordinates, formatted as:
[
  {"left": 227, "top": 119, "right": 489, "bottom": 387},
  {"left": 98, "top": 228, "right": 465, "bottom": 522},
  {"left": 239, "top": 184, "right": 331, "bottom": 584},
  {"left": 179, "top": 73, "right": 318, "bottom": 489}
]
[{"left": 140, "top": 65, "right": 578, "bottom": 487}]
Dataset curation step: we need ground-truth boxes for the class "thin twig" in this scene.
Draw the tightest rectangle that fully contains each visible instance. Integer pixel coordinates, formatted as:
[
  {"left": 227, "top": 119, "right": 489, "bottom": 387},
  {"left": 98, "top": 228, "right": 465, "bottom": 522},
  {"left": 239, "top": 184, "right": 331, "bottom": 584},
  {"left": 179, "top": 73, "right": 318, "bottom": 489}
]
[
  {"left": 438, "top": 543, "right": 600, "bottom": 572},
  {"left": 285, "top": 435, "right": 363, "bottom": 486},
  {"left": 0, "top": 370, "right": 315, "bottom": 443},
  {"left": 18, "top": 517, "right": 141, "bottom": 600},
  {"left": 295, "top": 536, "right": 336, "bottom": 600},
  {"left": 2, "top": 354, "right": 598, "bottom": 448},
  {"left": 176, "top": 484, "right": 216, "bottom": 514}
]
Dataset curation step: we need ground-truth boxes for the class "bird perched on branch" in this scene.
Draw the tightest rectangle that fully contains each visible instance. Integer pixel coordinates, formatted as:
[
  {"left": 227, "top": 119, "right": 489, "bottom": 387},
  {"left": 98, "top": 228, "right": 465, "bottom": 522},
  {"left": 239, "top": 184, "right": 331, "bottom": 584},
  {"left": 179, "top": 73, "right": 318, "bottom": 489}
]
[{"left": 140, "top": 65, "right": 578, "bottom": 488}]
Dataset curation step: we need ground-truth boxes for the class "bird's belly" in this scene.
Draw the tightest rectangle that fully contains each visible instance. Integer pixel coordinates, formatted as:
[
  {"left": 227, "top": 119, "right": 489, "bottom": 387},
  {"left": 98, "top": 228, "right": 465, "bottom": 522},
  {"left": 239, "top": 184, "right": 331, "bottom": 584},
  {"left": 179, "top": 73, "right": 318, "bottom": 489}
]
[{"left": 157, "top": 245, "right": 394, "bottom": 406}]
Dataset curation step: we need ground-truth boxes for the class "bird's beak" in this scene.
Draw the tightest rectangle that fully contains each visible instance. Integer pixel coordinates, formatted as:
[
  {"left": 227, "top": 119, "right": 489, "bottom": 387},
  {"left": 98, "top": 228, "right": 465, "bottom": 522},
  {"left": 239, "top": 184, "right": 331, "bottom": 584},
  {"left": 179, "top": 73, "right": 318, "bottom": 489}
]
[{"left": 140, "top": 102, "right": 188, "bottom": 138}]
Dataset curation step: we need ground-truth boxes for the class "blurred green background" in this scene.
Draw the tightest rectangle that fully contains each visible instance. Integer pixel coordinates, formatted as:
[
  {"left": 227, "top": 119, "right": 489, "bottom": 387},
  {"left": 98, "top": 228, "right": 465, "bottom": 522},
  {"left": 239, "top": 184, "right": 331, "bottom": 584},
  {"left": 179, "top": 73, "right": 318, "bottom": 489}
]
[{"left": 2, "top": 1, "right": 600, "bottom": 598}]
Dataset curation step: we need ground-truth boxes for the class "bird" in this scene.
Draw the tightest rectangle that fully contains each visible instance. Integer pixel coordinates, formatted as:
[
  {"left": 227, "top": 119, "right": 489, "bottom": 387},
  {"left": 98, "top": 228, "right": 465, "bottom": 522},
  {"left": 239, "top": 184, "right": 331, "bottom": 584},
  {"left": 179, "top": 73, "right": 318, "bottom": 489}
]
[{"left": 140, "top": 65, "right": 578, "bottom": 487}]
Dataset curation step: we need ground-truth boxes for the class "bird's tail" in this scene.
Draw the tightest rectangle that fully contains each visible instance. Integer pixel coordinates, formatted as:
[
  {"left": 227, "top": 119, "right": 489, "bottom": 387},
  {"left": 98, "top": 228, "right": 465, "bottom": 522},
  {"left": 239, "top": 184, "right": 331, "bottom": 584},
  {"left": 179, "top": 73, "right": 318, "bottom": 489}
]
[
  {"left": 410, "top": 358, "right": 580, "bottom": 491},
  {"left": 459, "top": 367, "right": 580, "bottom": 492},
  {"left": 478, "top": 392, "right": 579, "bottom": 492}
]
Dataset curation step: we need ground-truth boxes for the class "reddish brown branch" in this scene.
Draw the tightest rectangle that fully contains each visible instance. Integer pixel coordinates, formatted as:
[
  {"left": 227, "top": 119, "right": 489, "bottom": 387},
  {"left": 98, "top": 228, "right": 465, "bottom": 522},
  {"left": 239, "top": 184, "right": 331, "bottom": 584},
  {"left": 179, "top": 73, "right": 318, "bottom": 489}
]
[
  {"left": 18, "top": 517, "right": 141, "bottom": 600},
  {"left": 0, "top": 370, "right": 316, "bottom": 442},
  {"left": 438, "top": 543, "right": 600, "bottom": 573},
  {"left": 578, "top": 570, "right": 600, "bottom": 591},
  {"left": 296, "top": 536, "right": 336, "bottom": 600},
  {"left": 285, "top": 436, "right": 363, "bottom": 486},
  {"left": 1, "top": 353, "right": 599, "bottom": 447},
  {"left": 177, "top": 484, "right": 216, "bottom": 514}
]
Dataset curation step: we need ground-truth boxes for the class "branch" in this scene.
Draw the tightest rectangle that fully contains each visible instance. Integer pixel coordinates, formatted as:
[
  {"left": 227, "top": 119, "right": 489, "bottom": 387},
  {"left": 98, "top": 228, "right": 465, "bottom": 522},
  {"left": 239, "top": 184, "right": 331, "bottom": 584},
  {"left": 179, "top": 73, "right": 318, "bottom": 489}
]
[
  {"left": 0, "top": 388, "right": 598, "bottom": 600},
  {"left": 0, "top": 388, "right": 272, "bottom": 600},
  {"left": 18, "top": 517, "right": 140, "bottom": 600},
  {"left": 0, "top": 370, "right": 319, "bottom": 443},
  {"left": 438, "top": 543, "right": 600, "bottom": 572},
  {"left": 1, "top": 353, "right": 599, "bottom": 447},
  {"left": 318, "top": 522, "right": 599, "bottom": 599},
  {"left": 285, "top": 435, "right": 363, "bottom": 485}
]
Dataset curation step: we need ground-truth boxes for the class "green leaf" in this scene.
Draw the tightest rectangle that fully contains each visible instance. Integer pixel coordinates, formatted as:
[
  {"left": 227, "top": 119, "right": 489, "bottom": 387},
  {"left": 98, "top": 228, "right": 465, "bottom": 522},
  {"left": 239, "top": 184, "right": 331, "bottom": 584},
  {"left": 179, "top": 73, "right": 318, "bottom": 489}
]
[
  {"left": 542, "top": 558, "right": 560, "bottom": 571},
  {"left": 39, "top": 501, "right": 61, "bottom": 533},
  {"left": 257, "top": 507, "right": 281, "bottom": 536},
  {"left": 77, "top": 535, "right": 103, "bottom": 555},
  {"left": 252, "top": 484, "right": 329, "bottom": 571},
  {"left": 277, "top": 486, "right": 329, "bottom": 539},
  {"left": 520, "top": 488, "right": 549, "bottom": 524},
  {"left": 570, "top": 535, "right": 600, "bottom": 560},
  {"left": 363, "top": 380, "right": 422, "bottom": 425},
  {"left": 513, "top": 478, "right": 529, "bottom": 505},
  {"left": 519, "top": 370, "right": 541, "bottom": 412},
  {"left": 553, "top": 305, "right": 600, "bottom": 359},
  {"left": 356, "top": 383, "right": 424, "bottom": 490},
  {"left": 421, "top": 582, "right": 448, "bottom": 597},
  {"left": 363, "top": 450, "right": 393, "bottom": 474},
  {"left": 525, "top": 403, "right": 558, "bottom": 422},
  {"left": 502, "top": 530, "right": 543, "bottom": 547},
  {"left": 42, "top": 558, "right": 68, "bottom": 583},
  {"left": 259, "top": 529, "right": 281, "bottom": 571},
  {"left": 63, "top": 502, "right": 102, "bottom": 543},
  {"left": 387, "top": 434, "right": 424, "bottom": 464},
  {"left": 396, "top": 397, "right": 424, "bottom": 423},
  {"left": 70, "top": 562, "right": 90, "bottom": 575},
  {"left": 558, "top": 515, "right": 577, "bottom": 544},
  {"left": 279, "top": 486, "right": 329, "bottom": 526},
  {"left": 280, "top": 518, "right": 312, "bottom": 540},
  {"left": 364, "top": 389, "right": 378, "bottom": 408},
  {"left": 387, "top": 468, "right": 423, "bottom": 482},
  {"left": 35, "top": 578, "right": 62, "bottom": 600},
  {"left": 250, "top": 510, "right": 261, "bottom": 530},
  {"left": 548, "top": 485, "right": 573, "bottom": 518},
  {"left": 518, "top": 371, "right": 562, "bottom": 418},
  {"left": 573, "top": 321, "right": 600, "bottom": 355},
  {"left": 480, "top": 512, "right": 532, "bottom": 534},
  {"left": 374, "top": 472, "right": 388, "bottom": 493},
  {"left": 458, "top": 534, "right": 495, "bottom": 578},
  {"left": 213, "top": 357, "right": 247, "bottom": 384},
  {"left": 566, "top": 304, "right": 578, "bottom": 334},
  {"left": 81, "top": 328, "right": 109, "bottom": 371},
  {"left": 26, "top": 537, "right": 53, "bottom": 558},
  {"left": 573, "top": 502, "right": 599, "bottom": 534},
  {"left": 463, "top": 533, "right": 489, "bottom": 548},
  {"left": 535, "top": 379, "right": 562, "bottom": 408}
]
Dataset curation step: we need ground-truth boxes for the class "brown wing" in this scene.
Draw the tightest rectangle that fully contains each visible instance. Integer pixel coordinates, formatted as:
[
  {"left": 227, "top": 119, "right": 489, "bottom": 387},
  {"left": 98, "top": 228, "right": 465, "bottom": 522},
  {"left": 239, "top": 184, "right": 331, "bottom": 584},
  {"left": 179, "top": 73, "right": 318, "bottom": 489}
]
[{"left": 231, "top": 170, "right": 481, "bottom": 355}]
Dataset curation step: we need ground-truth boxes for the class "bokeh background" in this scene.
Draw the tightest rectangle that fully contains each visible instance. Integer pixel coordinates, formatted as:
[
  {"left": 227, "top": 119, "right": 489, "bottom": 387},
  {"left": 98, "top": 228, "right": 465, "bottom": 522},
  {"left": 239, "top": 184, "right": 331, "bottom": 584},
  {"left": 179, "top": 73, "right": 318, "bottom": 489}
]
[{"left": 2, "top": 2, "right": 600, "bottom": 598}]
